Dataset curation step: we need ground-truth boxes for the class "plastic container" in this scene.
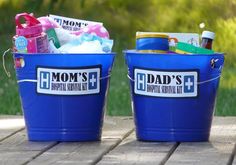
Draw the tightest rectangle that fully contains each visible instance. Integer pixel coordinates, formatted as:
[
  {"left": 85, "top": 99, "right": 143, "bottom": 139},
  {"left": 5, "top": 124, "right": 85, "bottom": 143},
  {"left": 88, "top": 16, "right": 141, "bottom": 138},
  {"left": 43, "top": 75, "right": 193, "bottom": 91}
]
[
  {"left": 125, "top": 50, "right": 224, "bottom": 142},
  {"left": 13, "top": 13, "right": 48, "bottom": 53},
  {"left": 136, "top": 33, "right": 169, "bottom": 53},
  {"left": 14, "top": 53, "right": 115, "bottom": 141}
]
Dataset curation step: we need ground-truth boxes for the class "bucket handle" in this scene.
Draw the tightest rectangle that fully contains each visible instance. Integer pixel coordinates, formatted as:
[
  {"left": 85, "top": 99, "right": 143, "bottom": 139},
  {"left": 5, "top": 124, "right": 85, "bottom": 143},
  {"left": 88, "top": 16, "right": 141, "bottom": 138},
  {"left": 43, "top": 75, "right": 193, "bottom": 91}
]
[
  {"left": 17, "top": 74, "right": 112, "bottom": 83},
  {"left": 197, "top": 75, "right": 221, "bottom": 84},
  {"left": 127, "top": 74, "right": 221, "bottom": 85},
  {"left": 211, "top": 58, "right": 224, "bottom": 71},
  {"left": 2, "top": 48, "right": 11, "bottom": 77}
]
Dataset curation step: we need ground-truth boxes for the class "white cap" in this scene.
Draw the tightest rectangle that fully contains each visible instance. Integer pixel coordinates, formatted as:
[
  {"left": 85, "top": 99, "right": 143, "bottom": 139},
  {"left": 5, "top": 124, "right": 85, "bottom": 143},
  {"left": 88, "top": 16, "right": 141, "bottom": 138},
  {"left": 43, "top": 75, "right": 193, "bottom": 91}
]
[{"left": 202, "top": 31, "right": 215, "bottom": 40}]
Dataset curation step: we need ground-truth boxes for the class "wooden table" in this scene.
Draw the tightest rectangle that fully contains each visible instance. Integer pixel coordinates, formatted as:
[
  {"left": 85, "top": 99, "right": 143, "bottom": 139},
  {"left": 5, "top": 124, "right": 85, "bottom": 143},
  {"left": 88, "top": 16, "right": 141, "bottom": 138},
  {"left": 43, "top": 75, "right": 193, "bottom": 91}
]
[{"left": 0, "top": 116, "right": 236, "bottom": 165}]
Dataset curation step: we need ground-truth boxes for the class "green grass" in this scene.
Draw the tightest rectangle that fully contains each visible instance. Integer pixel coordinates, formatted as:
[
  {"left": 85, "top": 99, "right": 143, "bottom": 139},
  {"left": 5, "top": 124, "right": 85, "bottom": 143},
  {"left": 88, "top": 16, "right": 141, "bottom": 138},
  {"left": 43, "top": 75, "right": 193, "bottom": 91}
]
[
  {"left": 107, "top": 52, "right": 132, "bottom": 116},
  {"left": 0, "top": 35, "right": 22, "bottom": 115},
  {"left": 215, "top": 67, "right": 236, "bottom": 116},
  {"left": 0, "top": 34, "right": 235, "bottom": 116}
]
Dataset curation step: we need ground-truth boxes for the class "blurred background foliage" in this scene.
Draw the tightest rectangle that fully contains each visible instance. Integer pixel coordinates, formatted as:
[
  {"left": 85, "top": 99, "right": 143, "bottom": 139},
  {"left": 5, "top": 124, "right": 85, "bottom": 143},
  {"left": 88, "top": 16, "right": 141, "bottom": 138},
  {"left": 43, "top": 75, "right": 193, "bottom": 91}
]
[{"left": 0, "top": 0, "right": 236, "bottom": 115}]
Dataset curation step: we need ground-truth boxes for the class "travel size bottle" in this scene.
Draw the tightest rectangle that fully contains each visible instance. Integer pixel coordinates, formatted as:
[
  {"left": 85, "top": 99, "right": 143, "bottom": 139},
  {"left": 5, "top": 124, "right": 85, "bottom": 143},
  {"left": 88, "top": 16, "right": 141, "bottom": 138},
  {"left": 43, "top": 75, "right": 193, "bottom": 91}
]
[
  {"left": 201, "top": 31, "right": 215, "bottom": 50},
  {"left": 13, "top": 13, "right": 49, "bottom": 53}
]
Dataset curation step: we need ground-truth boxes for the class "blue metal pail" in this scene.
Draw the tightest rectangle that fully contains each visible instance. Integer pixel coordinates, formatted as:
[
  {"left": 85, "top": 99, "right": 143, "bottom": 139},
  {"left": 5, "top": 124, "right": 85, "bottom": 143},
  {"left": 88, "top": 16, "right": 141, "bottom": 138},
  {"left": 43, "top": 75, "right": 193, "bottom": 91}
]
[
  {"left": 14, "top": 53, "right": 115, "bottom": 141},
  {"left": 125, "top": 50, "right": 224, "bottom": 142}
]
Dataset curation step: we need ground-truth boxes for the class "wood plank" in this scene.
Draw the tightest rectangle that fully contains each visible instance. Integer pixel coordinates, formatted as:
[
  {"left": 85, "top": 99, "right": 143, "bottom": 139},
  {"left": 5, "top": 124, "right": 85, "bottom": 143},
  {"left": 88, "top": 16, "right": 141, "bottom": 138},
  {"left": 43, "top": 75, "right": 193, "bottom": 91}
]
[
  {"left": 166, "top": 142, "right": 234, "bottom": 165},
  {"left": 0, "top": 130, "right": 57, "bottom": 165},
  {"left": 102, "top": 116, "right": 134, "bottom": 139},
  {"left": 232, "top": 147, "right": 236, "bottom": 165},
  {"left": 26, "top": 117, "right": 134, "bottom": 165},
  {"left": 210, "top": 117, "right": 236, "bottom": 143},
  {"left": 1, "top": 116, "right": 236, "bottom": 165},
  {"left": 0, "top": 115, "right": 25, "bottom": 141},
  {"left": 166, "top": 117, "right": 236, "bottom": 165},
  {"left": 27, "top": 139, "right": 121, "bottom": 165},
  {"left": 97, "top": 133, "right": 177, "bottom": 165}
]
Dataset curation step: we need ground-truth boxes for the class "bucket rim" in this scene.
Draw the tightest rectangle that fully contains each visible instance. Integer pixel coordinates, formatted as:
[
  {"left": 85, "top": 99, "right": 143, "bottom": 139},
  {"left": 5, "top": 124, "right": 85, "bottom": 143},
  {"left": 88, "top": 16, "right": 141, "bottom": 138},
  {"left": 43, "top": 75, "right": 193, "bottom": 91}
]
[
  {"left": 123, "top": 49, "right": 224, "bottom": 56},
  {"left": 13, "top": 52, "right": 116, "bottom": 56}
]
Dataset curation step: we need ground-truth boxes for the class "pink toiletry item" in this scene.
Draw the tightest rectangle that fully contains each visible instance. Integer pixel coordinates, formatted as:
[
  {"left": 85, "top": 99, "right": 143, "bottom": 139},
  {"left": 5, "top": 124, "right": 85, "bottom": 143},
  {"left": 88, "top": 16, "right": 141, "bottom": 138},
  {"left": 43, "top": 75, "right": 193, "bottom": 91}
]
[
  {"left": 72, "top": 24, "right": 109, "bottom": 39},
  {"left": 16, "top": 13, "right": 43, "bottom": 37},
  {"left": 37, "top": 16, "right": 60, "bottom": 32},
  {"left": 14, "top": 13, "right": 48, "bottom": 53}
]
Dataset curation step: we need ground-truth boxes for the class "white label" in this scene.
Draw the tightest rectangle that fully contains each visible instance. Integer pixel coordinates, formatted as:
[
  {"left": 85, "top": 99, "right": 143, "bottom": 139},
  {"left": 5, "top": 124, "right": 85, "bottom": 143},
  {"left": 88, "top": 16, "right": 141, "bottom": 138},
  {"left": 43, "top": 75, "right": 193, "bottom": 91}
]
[
  {"left": 134, "top": 69, "right": 198, "bottom": 97},
  {"left": 37, "top": 67, "right": 100, "bottom": 95},
  {"left": 49, "top": 14, "right": 103, "bottom": 31}
]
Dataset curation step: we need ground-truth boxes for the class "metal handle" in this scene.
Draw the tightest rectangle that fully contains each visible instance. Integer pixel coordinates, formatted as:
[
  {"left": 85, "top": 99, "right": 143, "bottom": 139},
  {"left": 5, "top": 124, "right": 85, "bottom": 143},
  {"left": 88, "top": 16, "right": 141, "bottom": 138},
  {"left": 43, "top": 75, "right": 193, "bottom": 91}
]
[{"left": 211, "top": 58, "right": 223, "bottom": 70}]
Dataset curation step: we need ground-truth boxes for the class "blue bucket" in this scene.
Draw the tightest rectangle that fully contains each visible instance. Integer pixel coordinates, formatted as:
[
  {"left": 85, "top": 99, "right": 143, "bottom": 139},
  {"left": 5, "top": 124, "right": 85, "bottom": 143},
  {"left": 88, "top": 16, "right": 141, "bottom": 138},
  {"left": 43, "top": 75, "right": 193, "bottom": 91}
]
[
  {"left": 14, "top": 53, "right": 115, "bottom": 141},
  {"left": 125, "top": 50, "right": 224, "bottom": 142}
]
